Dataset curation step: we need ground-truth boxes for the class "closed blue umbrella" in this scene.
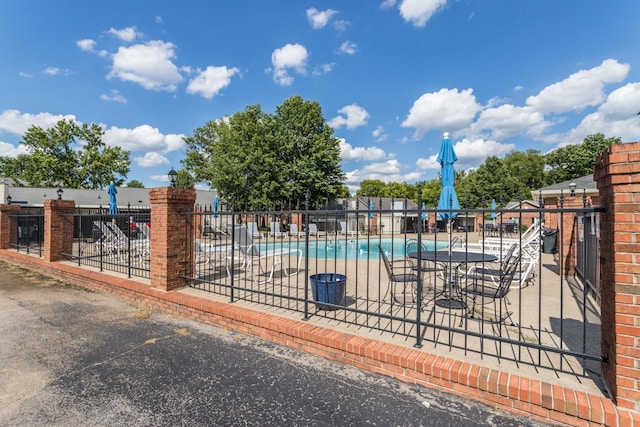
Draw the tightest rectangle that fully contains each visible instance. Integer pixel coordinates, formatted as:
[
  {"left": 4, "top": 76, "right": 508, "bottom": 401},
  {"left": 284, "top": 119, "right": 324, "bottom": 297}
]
[
  {"left": 107, "top": 182, "right": 119, "bottom": 215},
  {"left": 491, "top": 199, "right": 497, "bottom": 221},
  {"left": 213, "top": 195, "right": 219, "bottom": 218},
  {"left": 369, "top": 200, "right": 374, "bottom": 219},
  {"left": 436, "top": 132, "right": 459, "bottom": 220}
]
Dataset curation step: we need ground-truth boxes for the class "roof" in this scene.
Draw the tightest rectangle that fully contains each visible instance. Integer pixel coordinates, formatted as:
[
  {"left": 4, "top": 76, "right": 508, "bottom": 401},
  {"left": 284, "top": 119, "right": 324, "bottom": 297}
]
[
  {"left": 533, "top": 175, "right": 598, "bottom": 201},
  {"left": 0, "top": 183, "right": 217, "bottom": 208}
]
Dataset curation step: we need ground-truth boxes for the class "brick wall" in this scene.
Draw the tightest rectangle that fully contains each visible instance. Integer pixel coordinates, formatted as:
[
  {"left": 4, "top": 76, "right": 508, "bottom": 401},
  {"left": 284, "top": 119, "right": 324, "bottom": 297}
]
[{"left": 595, "top": 141, "right": 640, "bottom": 410}]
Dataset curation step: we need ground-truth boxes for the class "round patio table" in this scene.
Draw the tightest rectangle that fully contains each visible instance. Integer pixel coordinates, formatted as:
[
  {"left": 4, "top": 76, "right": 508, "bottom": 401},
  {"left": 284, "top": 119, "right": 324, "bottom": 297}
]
[{"left": 407, "top": 251, "right": 498, "bottom": 309}]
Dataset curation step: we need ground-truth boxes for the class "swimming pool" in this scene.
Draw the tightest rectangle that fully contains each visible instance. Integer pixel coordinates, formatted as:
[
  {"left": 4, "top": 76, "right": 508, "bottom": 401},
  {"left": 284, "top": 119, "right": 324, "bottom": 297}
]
[{"left": 258, "top": 238, "right": 449, "bottom": 260}]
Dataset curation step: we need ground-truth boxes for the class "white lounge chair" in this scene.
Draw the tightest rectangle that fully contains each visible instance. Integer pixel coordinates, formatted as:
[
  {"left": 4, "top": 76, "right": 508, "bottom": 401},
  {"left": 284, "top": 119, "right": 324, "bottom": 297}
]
[
  {"left": 308, "top": 223, "right": 326, "bottom": 237},
  {"left": 269, "top": 221, "right": 288, "bottom": 238},
  {"left": 289, "top": 223, "right": 306, "bottom": 238},
  {"left": 247, "top": 222, "right": 264, "bottom": 239},
  {"left": 338, "top": 221, "right": 358, "bottom": 236},
  {"left": 226, "top": 225, "right": 301, "bottom": 284}
]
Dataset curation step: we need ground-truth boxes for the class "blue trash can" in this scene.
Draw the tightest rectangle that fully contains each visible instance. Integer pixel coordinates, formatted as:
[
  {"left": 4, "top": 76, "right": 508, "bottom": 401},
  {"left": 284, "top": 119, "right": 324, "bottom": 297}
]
[{"left": 310, "top": 273, "right": 346, "bottom": 310}]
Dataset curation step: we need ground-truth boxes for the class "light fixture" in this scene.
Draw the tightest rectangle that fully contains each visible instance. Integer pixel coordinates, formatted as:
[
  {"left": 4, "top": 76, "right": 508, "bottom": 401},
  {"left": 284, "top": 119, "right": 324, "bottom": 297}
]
[
  {"left": 6, "top": 195, "right": 11, "bottom": 205},
  {"left": 56, "top": 187, "right": 63, "bottom": 200},
  {"left": 168, "top": 168, "right": 178, "bottom": 188},
  {"left": 568, "top": 182, "right": 577, "bottom": 197}
]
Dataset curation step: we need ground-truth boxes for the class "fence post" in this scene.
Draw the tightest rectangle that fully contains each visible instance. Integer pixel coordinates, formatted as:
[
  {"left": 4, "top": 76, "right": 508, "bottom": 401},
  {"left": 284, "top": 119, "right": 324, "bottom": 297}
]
[
  {"left": 149, "top": 187, "right": 196, "bottom": 291},
  {"left": 594, "top": 141, "right": 640, "bottom": 410},
  {"left": 44, "top": 199, "right": 75, "bottom": 262},
  {"left": 0, "top": 204, "right": 21, "bottom": 249}
]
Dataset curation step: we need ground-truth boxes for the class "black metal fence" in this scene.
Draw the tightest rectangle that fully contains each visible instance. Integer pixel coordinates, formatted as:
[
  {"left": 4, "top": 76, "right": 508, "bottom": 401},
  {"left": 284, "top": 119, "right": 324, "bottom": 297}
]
[
  {"left": 576, "top": 212, "right": 601, "bottom": 305},
  {"left": 8, "top": 208, "right": 44, "bottom": 257},
  {"left": 183, "top": 199, "right": 604, "bottom": 378},
  {"left": 61, "top": 208, "right": 151, "bottom": 279}
]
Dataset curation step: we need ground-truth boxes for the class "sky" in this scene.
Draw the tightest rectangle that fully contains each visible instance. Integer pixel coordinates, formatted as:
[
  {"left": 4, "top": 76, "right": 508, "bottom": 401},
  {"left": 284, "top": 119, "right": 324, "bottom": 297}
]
[{"left": 1, "top": 1, "right": 640, "bottom": 194}]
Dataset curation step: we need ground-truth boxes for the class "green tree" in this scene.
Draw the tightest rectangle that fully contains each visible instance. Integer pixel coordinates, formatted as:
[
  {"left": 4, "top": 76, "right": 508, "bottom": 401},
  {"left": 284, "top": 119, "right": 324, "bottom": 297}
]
[
  {"left": 126, "top": 179, "right": 145, "bottom": 188},
  {"left": 355, "top": 179, "right": 388, "bottom": 197},
  {"left": 502, "top": 149, "right": 544, "bottom": 195},
  {"left": 0, "top": 119, "right": 130, "bottom": 188},
  {"left": 544, "top": 133, "right": 620, "bottom": 184},
  {"left": 183, "top": 96, "right": 344, "bottom": 207},
  {"left": 175, "top": 169, "right": 196, "bottom": 189}
]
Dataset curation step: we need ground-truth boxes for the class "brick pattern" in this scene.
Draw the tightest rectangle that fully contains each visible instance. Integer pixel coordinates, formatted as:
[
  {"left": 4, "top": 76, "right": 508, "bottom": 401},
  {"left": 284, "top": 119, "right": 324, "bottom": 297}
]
[
  {"left": 595, "top": 142, "right": 640, "bottom": 411},
  {"left": 0, "top": 249, "right": 637, "bottom": 426},
  {"left": 0, "top": 204, "right": 20, "bottom": 249},
  {"left": 43, "top": 200, "right": 75, "bottom": 262},
  {"left": 148, "top": 187, "right": 197, "bottom": 291}
]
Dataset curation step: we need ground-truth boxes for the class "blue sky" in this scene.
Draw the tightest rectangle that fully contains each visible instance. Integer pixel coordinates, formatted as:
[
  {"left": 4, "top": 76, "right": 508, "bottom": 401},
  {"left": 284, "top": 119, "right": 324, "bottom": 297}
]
[{"left": 1, "top": 1, "right": 639, "bottom": 193}]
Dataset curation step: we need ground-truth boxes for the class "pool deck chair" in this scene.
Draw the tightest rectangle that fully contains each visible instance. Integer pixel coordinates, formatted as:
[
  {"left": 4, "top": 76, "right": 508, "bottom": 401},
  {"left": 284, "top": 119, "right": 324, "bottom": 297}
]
[
  {"left": 247, "top": 222, "right": 264, "bottom": 239},
  {"left": 269, "top": 221, "right": 288, "bottom": 238},
  {"left": 227, "top": 224, "right": 301, "bottom": 284},
  {"left": 308, "top": 223, "right": 326, "bottom": 237},
  {"left": 338, "top": 221, "right": 358, "bottom": 237}
]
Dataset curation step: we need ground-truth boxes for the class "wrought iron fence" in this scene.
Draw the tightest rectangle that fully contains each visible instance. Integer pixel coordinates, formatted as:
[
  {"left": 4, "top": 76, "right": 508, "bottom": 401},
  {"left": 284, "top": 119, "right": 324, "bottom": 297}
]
[
  {"left": 576, "top": 211, "right": 601, "bottom": 306},
  {"left": 61, "top": 207, "right": 151, "bottom": 279},
  {"left": 182, "top": 198, "right": 604, "bottom": 377},
  {"left": 7, "top": 208, "right": 44, "bottom": 257}
]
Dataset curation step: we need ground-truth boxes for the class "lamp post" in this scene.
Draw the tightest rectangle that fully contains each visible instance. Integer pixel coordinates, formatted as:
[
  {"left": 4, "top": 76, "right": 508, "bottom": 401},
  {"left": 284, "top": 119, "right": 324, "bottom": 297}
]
[
  {"left": 6, "top": 195, "right": 11, "bottom": 205},
  {"left": 56, "top": 188, "right": 63, "bottom": 200},
  {"left": 168, "top": 168, "right": 178, "bottom": 188},
  {"left": 569, "top": 182, "right": 576, "bottom": 197}
]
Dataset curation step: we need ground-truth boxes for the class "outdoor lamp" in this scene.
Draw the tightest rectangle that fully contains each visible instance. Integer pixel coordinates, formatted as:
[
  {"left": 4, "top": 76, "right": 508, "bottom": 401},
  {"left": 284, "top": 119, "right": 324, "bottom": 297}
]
[
  {"left": 56, "top": 188, "right": 63, "bottom": 200},
  {"left": 168, "top": 168, "right": 178, "bottom": 188},
  {"left": 6, "top": 195, "right": 11, "bottom": 205},
  {"left": 569, "top": 182, "right": 576, "bottom": 197}
]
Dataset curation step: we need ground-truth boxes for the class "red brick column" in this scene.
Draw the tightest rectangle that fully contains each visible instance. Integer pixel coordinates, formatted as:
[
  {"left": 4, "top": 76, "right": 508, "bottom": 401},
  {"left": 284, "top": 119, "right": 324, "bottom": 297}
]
[
  {"left": 594, "top": 141, "right": 640, "bottom": 409},
  {"left": 149, "top": 187, "right": 196, "bottom": 291},
  {"left": 559, "top": 196, "right": 583, "bottom": 276},
  {"left": 44, "top": 199, "right": 75, "bottom": 262},
  {"left": 0, "top": 204, "right": 21, "bottom": 249}
]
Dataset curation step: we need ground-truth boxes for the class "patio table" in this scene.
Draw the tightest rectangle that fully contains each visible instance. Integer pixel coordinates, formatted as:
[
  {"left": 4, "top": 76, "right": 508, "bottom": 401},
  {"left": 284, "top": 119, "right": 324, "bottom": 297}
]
[{"left": 407, "top": 250, "right": 498, "bottom": 309}]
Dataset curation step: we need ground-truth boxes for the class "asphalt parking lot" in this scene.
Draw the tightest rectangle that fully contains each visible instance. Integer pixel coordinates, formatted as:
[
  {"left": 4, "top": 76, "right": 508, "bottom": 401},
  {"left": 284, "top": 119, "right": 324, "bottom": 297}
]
[{"left": 0, "top": 260, "right": 551, "bottom": 426}]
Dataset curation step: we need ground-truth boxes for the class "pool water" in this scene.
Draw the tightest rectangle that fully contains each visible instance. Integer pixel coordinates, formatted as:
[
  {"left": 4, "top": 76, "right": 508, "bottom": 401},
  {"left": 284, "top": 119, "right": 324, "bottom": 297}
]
[{"left": 258, "top": 238, "right": 449, "bottom": 259}]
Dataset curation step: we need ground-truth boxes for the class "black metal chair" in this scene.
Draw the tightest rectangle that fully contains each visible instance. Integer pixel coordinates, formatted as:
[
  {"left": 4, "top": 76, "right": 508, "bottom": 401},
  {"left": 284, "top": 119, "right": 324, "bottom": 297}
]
[
  {"left": 462, "top": 252, "right": 522, "bottom": 325},
  {"left": 404, "top": 239, "right": 444, "bottom": 293},
  {"left": 379, "top": 245, "right": 421, "bottom": 306}
]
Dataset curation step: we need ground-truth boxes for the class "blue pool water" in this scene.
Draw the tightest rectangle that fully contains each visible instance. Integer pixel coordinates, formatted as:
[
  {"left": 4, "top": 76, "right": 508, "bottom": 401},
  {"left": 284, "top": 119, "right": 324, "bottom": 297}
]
[{"left": 258, "top": 238, "right": 449, "bottom": 259}]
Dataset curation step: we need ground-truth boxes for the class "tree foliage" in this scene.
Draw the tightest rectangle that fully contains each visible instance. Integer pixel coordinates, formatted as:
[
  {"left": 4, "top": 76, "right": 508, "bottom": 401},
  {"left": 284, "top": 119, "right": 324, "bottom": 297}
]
[
  {"left": 0, "top": 119, "right": 130, "bottom": 188},
  {"left": 544, "top": 133, "right": 620, "bottom": 184},
  {"left": 182, "top": 96, "right": 345, "bottom": 207},
  {"left": 126, "top": 179, "right": 145, "bottom": 188},
  {"left": 175, "top": 169, "right": 196, "bottom": 189}
]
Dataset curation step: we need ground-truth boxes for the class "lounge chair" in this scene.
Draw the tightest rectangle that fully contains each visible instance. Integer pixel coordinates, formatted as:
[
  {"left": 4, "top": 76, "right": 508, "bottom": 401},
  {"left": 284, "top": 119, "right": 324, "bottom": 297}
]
[
  {"left": 338, "top": 221, "right": 358, "bottom": 237},
  {"left": 289, "top": 223, "right": 306, "bottom": 238},
  {"left": 308, "top": 223, "right": 326, "bottom": 237},
  {"left": 269, "top": 221, "right": 288, "bottom": 238},
  {"left": 247, "top": 222, "right": 264, "bottom": 239},
  {"left": 226, "top": 224, "right": 301, "bottom": 284}
]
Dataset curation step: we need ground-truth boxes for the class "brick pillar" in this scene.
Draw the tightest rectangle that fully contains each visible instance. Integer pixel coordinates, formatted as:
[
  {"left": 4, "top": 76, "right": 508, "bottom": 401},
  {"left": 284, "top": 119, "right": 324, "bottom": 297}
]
[
  {"left": 44, "top": 199, "right": 75, "bottom": 262},
  {"left": 0, "top": 204, "right": 21, "bottom": 249},
  {"left": 594, "top": 141, "right": 640, "bottom": 409},
  {"left": 149, "top": 187, "right": 196, "bottom": 291}
]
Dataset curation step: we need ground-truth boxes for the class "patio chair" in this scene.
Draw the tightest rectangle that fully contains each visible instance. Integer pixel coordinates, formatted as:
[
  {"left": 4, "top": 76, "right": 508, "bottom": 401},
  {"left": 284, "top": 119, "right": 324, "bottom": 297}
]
[
  {"left": 247, "top": 222, "right": 264, "bottom": 239},
  {"left": 226, "top": 224, "right": 301, "bottom": 284},
  {"left": 194, "top": 240, "right": 229, "bottom": 268},
  {"left": 289, "top": 223, "right": 306, "bottom": 238},
  {"left": 462, "top": 252, "right": 522, "bottom": 325},
  {"left": 338, "top": 221, "right": 358, "bottom": 237},
  {"left": 269, "top": 221, "right": 288, "bottom": 238},
  {"left": 308, "top": 223, "right": 326, "bottom": 237},
  {"left": 104, "top": 221, "right": 149, "bottom": 262},
  {"left": 379, "top": 245, "right": 421, "bottom": 306},
  {"left": 404, "top": 239, "right": 444, "bottom": 292}
]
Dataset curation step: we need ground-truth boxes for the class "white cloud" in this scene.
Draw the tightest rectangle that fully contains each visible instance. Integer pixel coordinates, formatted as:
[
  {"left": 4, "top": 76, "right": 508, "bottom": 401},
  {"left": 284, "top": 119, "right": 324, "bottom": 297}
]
[
  {"left": 103, "top": 125, "right": 185, "bottom": 153},
  {"left": 306, "top": 8, "right": 338, "bottom": 29},
  {"left": 18, "top": 72, "right": 33, "bottom": 78},
  {"left": 99, "top": 90, "right": 127, "bottom": 103},
  {"left": 270, "top": 44, "right": 308, "bottom": 86},
  {"left": 312, "top": 63, "right": 335, "bottom": 76},
  {"left": 339, "top": 139, "right": 386, "bottom": 161},
  {"left": 108, "top": 41, "right": 183, "bottom": 91},
  {"left": 328, "top": 104, "right": 370, "bottom": 129},
  {"left": 558, "top": 82, "right": 640, "bottom": 146},
  {"left": 134, "top": 151, "right": 170, "bottom": 167},
  {"left": 186, "top": 66, "right": 240, "bottom": 99},
  {"left": 76, "top": 38, "right": 108, "bottom": 57},
  {"left": 0, "top": 110, "right": 77, "bottom": 135},
  {"left": 338, "top": 41, "right": 357, "bottom": 55},
  {"left": 108, "top": 26, "right": 141, "bottom": 42},
  {"left": 43, "top": 67, "right": 73, "bottom": 76},
  {"left": 401, "top": 88, "right": 481, "bottom": 137},
  {"left": 471, "top": 104, "right": 550, "bottom": 139},
  {"left": 416, "top": 137, "right": 515, "bottom": 171},
  {"left": 0, "top": 141, "right": 29, "bottom": 157},
  {"left": 398, "top": 0, "right": 447, "bottom": 27},
  {"left": 526, "top": 59, "right": 629, "bottom": 114},
  {"left": 380, "top": 0, "right": 397, "bottom": 9},
  {"left": 344, "top": 159, "right": 423, "bottom": 184},
  {"left": 372, "top": 125, "right": 387, "bottom": 142}
]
